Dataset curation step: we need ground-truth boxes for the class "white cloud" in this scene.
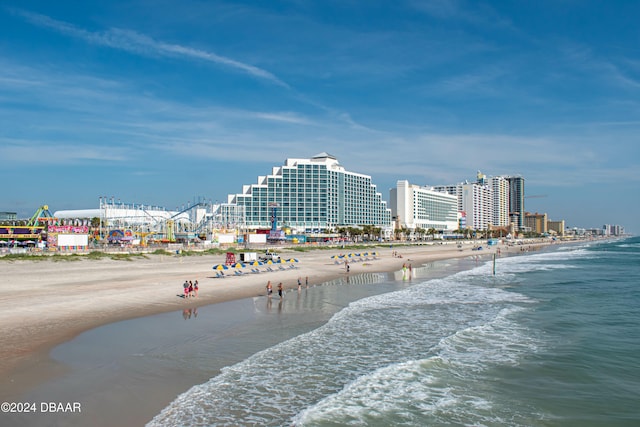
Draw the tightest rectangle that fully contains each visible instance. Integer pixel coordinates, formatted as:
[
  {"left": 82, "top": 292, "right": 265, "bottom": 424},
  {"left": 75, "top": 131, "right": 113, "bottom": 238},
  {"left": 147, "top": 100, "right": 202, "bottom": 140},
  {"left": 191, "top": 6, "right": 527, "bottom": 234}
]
[{"left": 11, "top": 8, "right": 289, "bottom": 88}]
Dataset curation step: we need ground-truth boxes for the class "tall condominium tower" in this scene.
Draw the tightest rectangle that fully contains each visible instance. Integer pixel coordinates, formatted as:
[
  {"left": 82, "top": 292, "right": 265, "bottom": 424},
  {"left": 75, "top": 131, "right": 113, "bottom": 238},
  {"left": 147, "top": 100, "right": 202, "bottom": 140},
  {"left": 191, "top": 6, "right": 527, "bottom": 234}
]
[
  {"left": 507, "top": 176, "right": 525, "bottom": 230},
  {"left": 226, "top": 153, "right": 392, "bottom": 232},
  {"left": 490, "top": 176, "right": 509, "bottom": 227},
  {"left": 461, "top": 181, "right": 493, "bottom": 231}
]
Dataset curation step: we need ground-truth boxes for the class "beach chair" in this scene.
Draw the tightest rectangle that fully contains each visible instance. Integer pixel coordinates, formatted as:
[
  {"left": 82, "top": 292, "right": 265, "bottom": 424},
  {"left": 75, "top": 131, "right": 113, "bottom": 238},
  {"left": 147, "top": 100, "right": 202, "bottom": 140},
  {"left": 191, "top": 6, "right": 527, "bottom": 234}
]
[
  {"left": 234, "top": 270, "right": 244, "bottom": 276},
  {"left": 215, "top": 272, "right": 225, "bottom": 279},
  {"left": 278, "top": 265, "right": 286, "bottom": 271}
]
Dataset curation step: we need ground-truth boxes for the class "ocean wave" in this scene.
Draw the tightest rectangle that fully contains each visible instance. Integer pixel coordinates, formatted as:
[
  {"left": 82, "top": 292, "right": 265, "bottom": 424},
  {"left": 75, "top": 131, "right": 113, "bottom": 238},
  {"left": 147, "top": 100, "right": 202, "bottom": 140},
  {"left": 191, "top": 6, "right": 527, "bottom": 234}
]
[
  {"left": 150, "top": 271, "right": 539, "bottom": 426},
  {"left": 292, "top": 306, "right": 544, "bottom": 426}
]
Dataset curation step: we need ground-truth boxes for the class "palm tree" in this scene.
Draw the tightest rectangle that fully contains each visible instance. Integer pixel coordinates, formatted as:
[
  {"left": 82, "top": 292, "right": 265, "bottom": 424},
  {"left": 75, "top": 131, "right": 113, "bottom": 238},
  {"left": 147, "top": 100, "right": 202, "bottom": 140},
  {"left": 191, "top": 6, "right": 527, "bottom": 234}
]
[
  {"left": 401, "top": 226, "right": 411, "bottom": 241},
  {"left": 427, "top": 227, "right": 438, "bottom": 240}
]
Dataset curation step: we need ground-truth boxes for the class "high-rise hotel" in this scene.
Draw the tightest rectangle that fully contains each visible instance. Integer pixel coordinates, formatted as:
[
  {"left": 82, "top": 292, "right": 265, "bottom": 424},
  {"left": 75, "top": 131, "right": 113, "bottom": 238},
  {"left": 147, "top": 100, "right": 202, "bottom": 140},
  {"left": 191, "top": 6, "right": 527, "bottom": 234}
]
[
  {"left": 225, "top": 153, "right": 392, "bottom": 232},
  {"left": 390, "top": 180, "right": 459, "bottom": 232},
  {"left": 433, "top": 172, "right": 526, "bottom": 232}
]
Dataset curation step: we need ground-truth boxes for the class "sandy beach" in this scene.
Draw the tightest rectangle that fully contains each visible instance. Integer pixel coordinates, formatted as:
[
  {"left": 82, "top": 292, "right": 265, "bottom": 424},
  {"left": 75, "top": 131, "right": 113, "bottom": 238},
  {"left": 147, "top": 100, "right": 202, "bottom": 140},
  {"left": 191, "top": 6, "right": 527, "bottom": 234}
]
[{"left": 0, "top": 240, "right": 555, "bottom": 425}]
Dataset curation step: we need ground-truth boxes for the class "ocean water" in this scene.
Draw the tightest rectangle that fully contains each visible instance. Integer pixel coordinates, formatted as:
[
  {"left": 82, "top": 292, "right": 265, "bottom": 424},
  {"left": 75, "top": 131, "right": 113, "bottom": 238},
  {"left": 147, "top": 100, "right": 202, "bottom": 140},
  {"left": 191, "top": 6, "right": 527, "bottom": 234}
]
[{"left": 148, "top": 238, "right": 640, "bottom": 427}]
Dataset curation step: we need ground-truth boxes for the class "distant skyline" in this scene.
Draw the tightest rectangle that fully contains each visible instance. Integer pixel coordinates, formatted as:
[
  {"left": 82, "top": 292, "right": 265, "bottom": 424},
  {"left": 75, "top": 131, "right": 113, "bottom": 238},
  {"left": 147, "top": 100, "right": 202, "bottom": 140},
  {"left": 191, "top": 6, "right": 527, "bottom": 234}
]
[{"left": 1, "top": 1, "right": 638, "bottom": 233}]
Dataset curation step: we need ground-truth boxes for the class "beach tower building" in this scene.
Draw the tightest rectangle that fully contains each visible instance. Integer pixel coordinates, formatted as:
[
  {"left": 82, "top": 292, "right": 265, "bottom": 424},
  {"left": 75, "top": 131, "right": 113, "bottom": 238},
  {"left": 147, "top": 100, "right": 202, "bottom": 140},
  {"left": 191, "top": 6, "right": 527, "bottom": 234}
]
[
  {"left": 390, "top": 180, "right": 459, "bottom": 236},
  {"left": 507, "top": 176, "right": 525, "bottom": 230},
  {"left": 433, "top": 174, "right": 493, "bottom": 233},
  {"left": 525, "top": 212, "right": 548, "bottom": 234},
  {"left": 461, "top": 180, "right": 493, "bottom": 231},
  {"left": 434, "top": 172, "right": 527, "bottom": 234},
  {"left": 548, "top": 220, "right": 566, "bottom": 237},
  {"left": 490, "top": 176, "right": 510, "bottom": 227},
  {"left": 226, "top": 153, "right": 392, "bottom": 234}
]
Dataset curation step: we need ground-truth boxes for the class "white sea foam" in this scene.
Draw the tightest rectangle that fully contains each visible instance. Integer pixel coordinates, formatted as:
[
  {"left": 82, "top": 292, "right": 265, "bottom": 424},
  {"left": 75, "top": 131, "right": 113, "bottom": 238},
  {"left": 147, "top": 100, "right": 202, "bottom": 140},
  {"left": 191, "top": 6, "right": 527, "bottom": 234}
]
[
  {"left": 149, "top": 248, "right": 585, "bottom": 426},
  {"left": 293, "top": 305, "right": 543, "bottom": 426}
]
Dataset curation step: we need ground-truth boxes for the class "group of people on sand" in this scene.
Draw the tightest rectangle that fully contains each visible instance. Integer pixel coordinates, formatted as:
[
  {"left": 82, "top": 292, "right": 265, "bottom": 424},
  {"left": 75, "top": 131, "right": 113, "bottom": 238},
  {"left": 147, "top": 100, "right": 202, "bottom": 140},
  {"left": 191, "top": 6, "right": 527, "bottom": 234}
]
[
  {"left": 182, "top": 279, "right": 199, "bottom": 299},
  {"left": 266, "top": 277, "right": 309, "bottom": 299}
]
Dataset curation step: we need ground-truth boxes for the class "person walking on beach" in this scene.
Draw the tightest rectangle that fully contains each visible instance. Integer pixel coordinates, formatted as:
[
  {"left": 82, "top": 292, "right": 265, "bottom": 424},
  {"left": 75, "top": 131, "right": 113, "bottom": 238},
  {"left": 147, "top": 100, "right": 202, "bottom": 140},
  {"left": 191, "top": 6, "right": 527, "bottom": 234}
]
[
  {"left": 278, "top": 282, "right": 283, "bottom": 299},
  {"left": 305, "top": 276, "right": 309, "bottom": 288},
  {"left": 266, "top": 281, "right": 273, "bottom": 298},
  {"left": 183, "top": 280, "right": 190, "bottom": 299},
  {"left": 188, "top": 281, "right": 194, "bottom": 298},
  {"left": 297, "top": 277, "right": 302, "bottom": 292},
  {"left": 193, "top": 280, "right": 199, "bottom": 298}
]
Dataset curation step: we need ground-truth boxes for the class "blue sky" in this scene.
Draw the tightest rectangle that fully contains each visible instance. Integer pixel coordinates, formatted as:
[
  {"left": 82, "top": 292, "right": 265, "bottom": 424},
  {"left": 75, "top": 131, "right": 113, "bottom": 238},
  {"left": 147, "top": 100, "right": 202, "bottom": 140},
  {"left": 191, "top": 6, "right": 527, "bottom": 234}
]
[{"left": 1, "top": 1, "right": 638, "bottom": 233}]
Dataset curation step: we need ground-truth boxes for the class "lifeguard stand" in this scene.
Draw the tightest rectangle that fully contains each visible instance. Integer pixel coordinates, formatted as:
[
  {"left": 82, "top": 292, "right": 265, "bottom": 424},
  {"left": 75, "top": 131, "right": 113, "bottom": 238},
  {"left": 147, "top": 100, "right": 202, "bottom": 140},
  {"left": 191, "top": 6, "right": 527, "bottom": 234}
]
[{"left": 225, "top": 252, "right": 236, "bottom": 265}]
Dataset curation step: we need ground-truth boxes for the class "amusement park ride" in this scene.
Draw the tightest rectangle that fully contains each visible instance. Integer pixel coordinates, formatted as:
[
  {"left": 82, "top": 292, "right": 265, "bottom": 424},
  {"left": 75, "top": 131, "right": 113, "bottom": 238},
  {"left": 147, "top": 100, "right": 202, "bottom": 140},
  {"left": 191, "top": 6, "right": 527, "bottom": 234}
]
[
  {"left": 0, "top": 205, "right": 56, "bottom": 243},
  {"left": 100, "top": 199, "right": 218, "bottom": 245},
  {"left": 2, "top": 197, "right": 261, "bottom": 247}
]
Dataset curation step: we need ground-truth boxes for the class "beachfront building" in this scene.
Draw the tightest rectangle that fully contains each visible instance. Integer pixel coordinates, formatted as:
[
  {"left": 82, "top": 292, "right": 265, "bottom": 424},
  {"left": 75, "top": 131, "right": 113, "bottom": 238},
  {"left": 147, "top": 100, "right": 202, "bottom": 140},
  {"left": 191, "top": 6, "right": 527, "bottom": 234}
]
[
  {"left": 226, "top": 153, "right": 392, "bottom": 234},
  {"left": 433, "top": 171, "right": 494, "bottom": 232},
  {"left": 525, "top": 212, "right": 548, "bottom": 234},
  {"left": 0, "top": 212, "right": 17, "bottom": 221},
  {"left": 507, "top": 176, "right": 525, "bottom": 230},
  {"left": 603, "top": 224, "right": 625, "bottom": 236},
  {"left": 434, "top": 172, "right": 526, "bottom": 233},
  {"left": 491, "top": 176, "right": 509, "bottom": 227},
  {"left": 390, "top": 180, "right": 459, "bottom": 234},
  {"left": 461, "top": 180, "right": 493, "bottom": 231},
  {"left": 547, "top": 220, "right": 566, "bottom": 237},
  {"left": 432, "top": 184, "right": 463, "bottom": 212}
]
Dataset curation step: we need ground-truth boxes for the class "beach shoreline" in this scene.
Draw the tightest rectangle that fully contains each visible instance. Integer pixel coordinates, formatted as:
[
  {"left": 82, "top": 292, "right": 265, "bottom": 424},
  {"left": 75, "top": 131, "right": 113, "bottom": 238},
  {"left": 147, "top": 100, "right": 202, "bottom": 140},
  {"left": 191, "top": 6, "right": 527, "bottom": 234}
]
[{"left": 0, "top": 240, "right": 556, "bottom": 404}]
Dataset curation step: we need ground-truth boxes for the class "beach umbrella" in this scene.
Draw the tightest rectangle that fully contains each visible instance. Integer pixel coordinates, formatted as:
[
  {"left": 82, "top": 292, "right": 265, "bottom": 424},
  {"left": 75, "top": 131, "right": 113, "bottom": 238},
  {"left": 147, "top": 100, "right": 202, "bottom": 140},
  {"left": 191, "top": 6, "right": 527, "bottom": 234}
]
[
  {"left": 247, "top": 260, "right": 263, "bottom": 266},
  {"left": 212, "top": 264, "right": 229, "bottom": 270},
  {"left": 331, "top": 254, "right": 343, "bottom": 259},
  {"left": 264, "top": 259, "right": 274, "bottom": 264},
  {"left": 231, "top": 262, "right": 246, "bottom": 268},
  {"left": 286, "top": 258, "right": 299, "bottom": 263},
  {"left": 275, "top": 259, "right": 285, "bottom": 263}
]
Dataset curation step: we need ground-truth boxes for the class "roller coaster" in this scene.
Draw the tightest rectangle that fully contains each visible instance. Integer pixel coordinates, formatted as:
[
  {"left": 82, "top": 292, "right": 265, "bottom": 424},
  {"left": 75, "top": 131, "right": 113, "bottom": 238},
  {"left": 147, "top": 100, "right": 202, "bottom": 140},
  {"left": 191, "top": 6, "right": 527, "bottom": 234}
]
[
  {"left": 2, "top": 198, "right": 245, "bottom": 247},
  {"left": 96, "top": 198, "right": 222, "bottom": 245}
]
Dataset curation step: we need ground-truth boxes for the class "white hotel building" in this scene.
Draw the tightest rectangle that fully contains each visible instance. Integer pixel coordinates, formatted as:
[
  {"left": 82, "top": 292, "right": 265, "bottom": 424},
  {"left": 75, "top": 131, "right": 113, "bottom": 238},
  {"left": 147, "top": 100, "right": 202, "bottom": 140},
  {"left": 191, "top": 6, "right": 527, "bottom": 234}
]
[
  {"left": 390, "top": 180, "right": 459, "bottom": 232},
  {"left": 432, "top": 171, "right": 522, "bottom": 232},
  {"left": 226, "top": 153, "right": 392, "bottom": 233},
  {"left": 490, "top": 176, "right": 509, "bottom": 227}
]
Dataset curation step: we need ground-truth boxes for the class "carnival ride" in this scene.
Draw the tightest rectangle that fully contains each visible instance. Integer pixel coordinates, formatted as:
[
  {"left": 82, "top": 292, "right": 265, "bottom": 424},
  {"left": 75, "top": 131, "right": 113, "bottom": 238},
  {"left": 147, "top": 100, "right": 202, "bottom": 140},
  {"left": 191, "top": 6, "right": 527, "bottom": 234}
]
[
  {"left": 0, "top": 205, "right": 55, "bottom": 243},
  {"left": 101, "top": 199, "right": 217, "bottom": 245},
  {"left": 3, "top": 198, "right": 241, "bottom": 246}
]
